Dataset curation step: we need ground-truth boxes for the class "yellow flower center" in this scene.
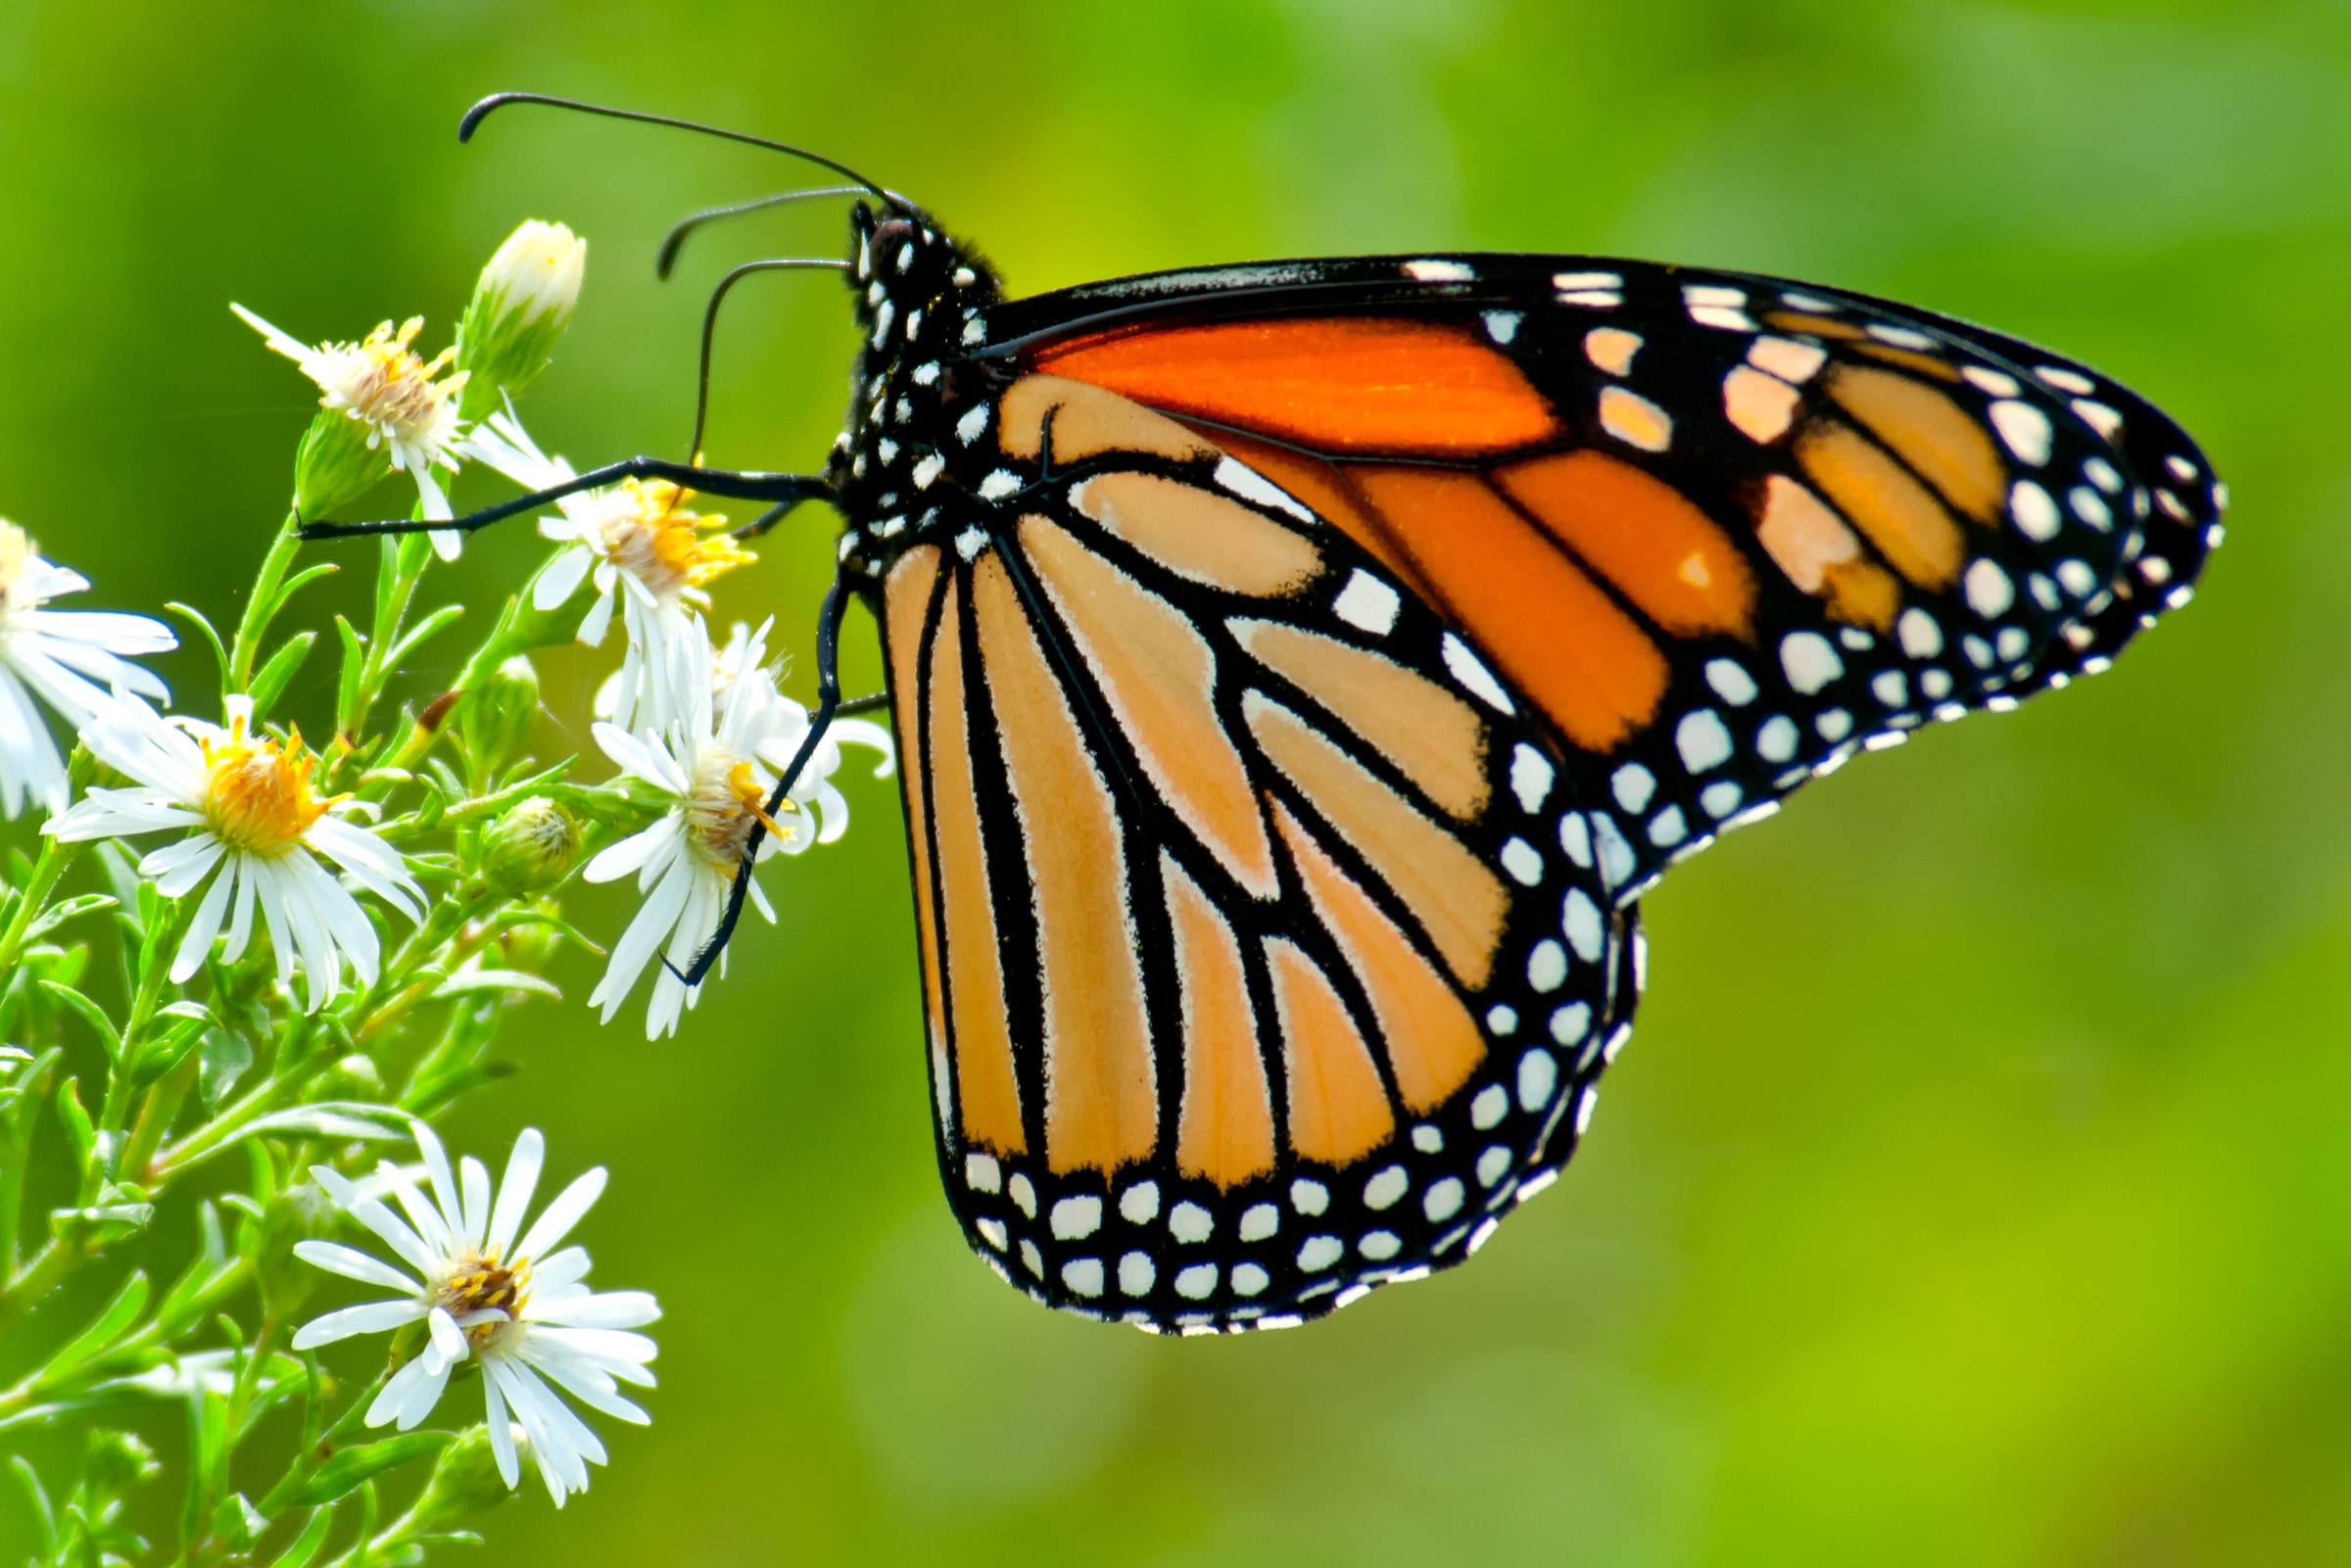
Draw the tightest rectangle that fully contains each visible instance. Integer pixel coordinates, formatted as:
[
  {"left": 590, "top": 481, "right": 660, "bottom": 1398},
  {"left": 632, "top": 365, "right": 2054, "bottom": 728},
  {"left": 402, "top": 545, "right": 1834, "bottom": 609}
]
[
  {"left": 596, "top": 480, "right": 754, "bottom": 603},
  {"left": 324, "top": 317, "right": 465, "bottom": 441},
  {"left": 199, "top": 719, "right": 330, "bottom": 856},
  {"left": 437, "top": 1249, "right": 531, "bottom": 1349},
  {"left": 684, "top": 751, "right": 798, "bottom": 873}
]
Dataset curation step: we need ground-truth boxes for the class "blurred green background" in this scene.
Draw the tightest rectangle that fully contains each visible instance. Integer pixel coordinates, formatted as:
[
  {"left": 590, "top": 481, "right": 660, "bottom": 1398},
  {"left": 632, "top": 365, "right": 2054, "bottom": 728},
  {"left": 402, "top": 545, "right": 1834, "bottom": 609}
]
[{"left": 3, "top": 0, "right": 2348, "bottom": 1561}]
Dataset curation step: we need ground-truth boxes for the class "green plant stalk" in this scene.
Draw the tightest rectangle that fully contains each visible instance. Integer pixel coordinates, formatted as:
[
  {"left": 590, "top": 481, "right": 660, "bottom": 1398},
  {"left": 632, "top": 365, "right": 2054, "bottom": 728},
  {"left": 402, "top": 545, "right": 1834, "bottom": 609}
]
[
  {"left": 0, "top": 833, "right": 81, "bottom": 974},
  {"left": 230, "top": 510, "right": 304, "bottom": 692},
  {"left": 256, "top": 1370, "right": 392, "bottom": 1517}
]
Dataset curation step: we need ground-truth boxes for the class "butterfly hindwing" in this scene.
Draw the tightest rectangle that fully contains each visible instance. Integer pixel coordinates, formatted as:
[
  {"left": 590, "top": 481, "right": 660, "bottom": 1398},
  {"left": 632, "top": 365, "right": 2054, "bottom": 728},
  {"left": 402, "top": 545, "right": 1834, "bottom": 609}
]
[{"left": 878, "top": 405, "right": 1640, "bottom": 1331}]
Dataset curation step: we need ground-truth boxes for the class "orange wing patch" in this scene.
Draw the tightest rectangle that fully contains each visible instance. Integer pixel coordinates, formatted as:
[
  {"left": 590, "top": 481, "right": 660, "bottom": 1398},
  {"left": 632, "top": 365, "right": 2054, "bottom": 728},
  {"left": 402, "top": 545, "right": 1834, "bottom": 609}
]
[
  {"left": 1164, "top": 854, "right": 1276, "bottom": 1188},
  {"left": 1751, "top": 475, "right": 1902, "bottom": 632},
  {"left": 922, "top": 574, "right": 1025, "bottom": 1156},
  {"left": 1272, "top": 803, "right": 1485, "bottom": 1116},
  {"left": 1492, "top": 450, "right": 1757, "bottom": 640},
  {"left": 1349, "top": 465, "right": 1668, "bottom": 753},
  {"left": 1796, "top": 421, "right": 1965, "bottom": 590},
  {"left": 1242, "top": 690, "right": 1507, "bottom": 990},
  {"left": 972, "top": 554, "right": 1157, "bottom": 1174},
  {"left": 1019, "top": 514, "right": 1278, "bottom": 898},
  {"left": 1036, "top": 317, "right": 1559, "bottom": 456},
  {"left": 1070, "top": 469, "right": 1323, "bottom": 597},
  {"left": 999, "top": 374, "right": 1219, "bottom": 466},
  {"left": 1824, "top": 365, "right": 2004, "bottom": 525},
  {"left": 1266, "top": 936, "right": 1394, "bottom": 1165},
  {"left": 884, "top": 546, "right": 951, "bottom": 1137},
  {"left": 1227, "top": 617, "right": 1490, "bottom": 822}
]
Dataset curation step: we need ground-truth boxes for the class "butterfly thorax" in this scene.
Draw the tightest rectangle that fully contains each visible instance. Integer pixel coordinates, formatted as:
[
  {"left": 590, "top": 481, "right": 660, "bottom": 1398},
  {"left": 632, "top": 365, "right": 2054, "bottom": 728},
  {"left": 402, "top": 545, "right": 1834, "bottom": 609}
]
[{"left": 833, "top": 203, "right": 1006, "bottom": 580}]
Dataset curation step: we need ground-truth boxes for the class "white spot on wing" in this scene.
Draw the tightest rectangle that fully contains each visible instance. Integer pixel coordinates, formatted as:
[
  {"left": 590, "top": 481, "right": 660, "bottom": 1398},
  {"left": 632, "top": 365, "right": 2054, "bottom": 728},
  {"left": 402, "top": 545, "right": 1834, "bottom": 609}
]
[
  {"left": 965, "top": 1153, "right": 1001, "bottom": 1192},
  {"left": 912, "top": 453, "right": 945, "bottom": 489},
  {"left": 1748, "top": 337, "right": 1827, "bottom": 383},
  {"left": 1964, "top": 559, "right": 2015, "bottom": 618},
  {"left": 955, "top": 404, "right": 988, "bottom": 445},
  {"left": 1554, "top": 269, "right": 1621, "bottom": 290},
  {"left": 1404, "top": 259, "right": 1475, "bottom": 282},
  {"left": 1676, "top": 709, "right": 1733, "bottom": 773},
  {"left": 1706, "top": 658, "right": 1758, "bottom": 705},
  {"left": 1562, "top": 888, "right": 1604, "bottom": 963},
  {"left": 1500, "top": 837, "right": 1544, "bottom": 886},
  {"left": 2010, "top": 480, "right": 2061, "bottom": 542},
  {"left": 1051, "top": 1195, "right": 1102, "bottom": 1240},
  {"left": 1527, "top": 939, "right": 1567, "bottom": 992},
  {"left": 1510, "top": 743, "right": 1555, "bottom": 812},
  {"left": 1061, "top": 1258, "right": 1105, "bottom": 1297},
  {"left": 1214, "top": 456, "right": 1316, "bottom": 523},
  {"left": 978, "top": 470, "right": 1021, "bottom": 500},
  {"left": 1599, "top": 385, "right": 1673, "bottom": 451},
  {"left": 1332, "top": 570, "right": 1401, "bottom": 635},
  {"left": 1990, "top": 401, "right": 2053, "bottom": 465},
  {"left": 1583, "top": 327, "right": 1641, "bottom": 375},
  {"left": 1482, "top": 309, "right": 1522, "bottom": 343},
  {"left": 1441, "top": 634, "right": 1514, "bottom": 712},
  {"left": 1611, "top": 763, "right": 1655, "bottom": 812},
  {"left": 1780, "top": 631, "right": 1843, "bottom": 693}
]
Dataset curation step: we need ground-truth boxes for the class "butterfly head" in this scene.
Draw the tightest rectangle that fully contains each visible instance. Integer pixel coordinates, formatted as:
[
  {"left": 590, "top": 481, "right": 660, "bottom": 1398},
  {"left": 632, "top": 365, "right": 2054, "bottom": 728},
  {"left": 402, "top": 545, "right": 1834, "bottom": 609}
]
[{"left": 831, "top": 203, "right": 1006, "bottom": 556}]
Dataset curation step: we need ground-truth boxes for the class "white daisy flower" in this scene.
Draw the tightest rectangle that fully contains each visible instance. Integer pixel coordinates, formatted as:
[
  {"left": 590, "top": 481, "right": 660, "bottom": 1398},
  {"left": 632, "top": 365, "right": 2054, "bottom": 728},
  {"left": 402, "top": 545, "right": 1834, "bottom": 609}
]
[
  {"left": 584, "top": 617, "right": 893, "bottom": 1038},
  {"left": 232, "top": 307, "right": 471, "bottom": 560},
  {"left": 459, "top": 412, "right": 753, "bottom": 729},
  {"left": 44, "top": 694, "right": 421, "bottom": 1011},
  {"left": 291, "top": 1122, "right": 660, "bottom": 1508},
  {"left": 0, "top": 520, "right": 175, "bottom": 819}
]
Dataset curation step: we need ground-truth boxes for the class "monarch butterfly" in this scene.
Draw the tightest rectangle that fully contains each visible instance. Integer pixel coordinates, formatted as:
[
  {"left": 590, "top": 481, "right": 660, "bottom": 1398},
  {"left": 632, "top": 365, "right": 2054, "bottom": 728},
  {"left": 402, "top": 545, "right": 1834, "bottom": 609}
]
[{"left": 312, "top": 95, "right": 2222, "bottom": 1335}]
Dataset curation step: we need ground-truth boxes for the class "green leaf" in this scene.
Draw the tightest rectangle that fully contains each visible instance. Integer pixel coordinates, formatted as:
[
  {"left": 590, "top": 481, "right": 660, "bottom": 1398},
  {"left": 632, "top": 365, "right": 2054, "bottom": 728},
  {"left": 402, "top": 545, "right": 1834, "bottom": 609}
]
[
  {"left": 34, "top": 1271, "right": 150, "bottom": 1390},
  {"left": 199, "top": 1028, "right": 254, "bottom": 1111},
  {"left": 11, "top": 1454, "right": 56, "bottom": 1552},
  {"left": 431, "top": 968, "right": 560, "bottom": 1001},
  {"left": 264, "top": 561, "right": 339, "bottom": 626},
  {"left": 56, "top": 1074, "right": 95, "bottom": 1167},
  {"left": 166, "top": 601, "right": 232, "bottom": 695},
  {"left": 280, "top": 1432, "right": 453, "bottom": 1506},
  {"left": 249, "top": 630, "right": 319, "bottom": 724},
  {"left": 22, "top": 893, "right": 117, "bottom": 945},
  {"left": 335, "top": 614, "right": 367, "bottom": 737},
  {"left": 42, "top": 980, "right": 124, "bottom": 1063},
  {"left": 389, "top": 602, "right": 465, "bottom": 667},
  {"left": 265, "top": 1505, "right": 336, "bottom": 1568}
]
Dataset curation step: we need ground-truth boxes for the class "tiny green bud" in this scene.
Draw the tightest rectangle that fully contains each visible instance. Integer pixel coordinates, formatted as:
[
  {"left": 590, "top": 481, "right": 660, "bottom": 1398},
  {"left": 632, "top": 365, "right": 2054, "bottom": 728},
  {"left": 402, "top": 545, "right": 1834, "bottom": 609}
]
[
  {"left": 82, "top": 1428, "right": 162, "bottom": 1499},
  {"left": 456, "top": 219, "right": 586, "bottom": 420},
  {"left": 408, "top": 1423, "right": 519, "bottom": 1526},
  {"left": 291, "top": 407, "right": 392, "bottom": 520},
  {"left": 482, "top": 796, "right": 580, "bottom": 893},
  {"left": 457, "top": 654, "right": 542, "bottom": 774}
]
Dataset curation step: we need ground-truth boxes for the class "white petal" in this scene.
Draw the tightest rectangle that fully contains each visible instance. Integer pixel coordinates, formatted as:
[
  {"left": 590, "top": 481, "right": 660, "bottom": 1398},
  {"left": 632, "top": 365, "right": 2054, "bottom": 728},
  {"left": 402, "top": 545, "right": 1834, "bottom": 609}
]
[
  {"left": 291, "top": 1298, "right": 429, "bottom": 1350},
  {"left": 425, "top": 1307, "right": 470, "bottom": 1372},
  {"left": 514, "top": 1166, "right": 607, "bottom": 1262},
  {"left": 458, "top": 1157, "right": 493, "bottom": 1250},
  {"left": 533, "top": 546, "right": 594, "bottom": 612},
  {"left": 168, "top": 854, "right": 238, "bottom": 982},
  {"left": 483, "top": 1373, "right": 520, "bottom": 1488},
  {"left": 409, "top": 1122, "right": 466, "bottom": 1248},
  {"left": 291, "top": 1240, "right": 423, "bottom": 1294},
  {"left": 488, "top": 1129, "right": 545, "bottom": 1257},
  {"left": 528, "top": 1290, "right": 660, "bottom": 1330}
]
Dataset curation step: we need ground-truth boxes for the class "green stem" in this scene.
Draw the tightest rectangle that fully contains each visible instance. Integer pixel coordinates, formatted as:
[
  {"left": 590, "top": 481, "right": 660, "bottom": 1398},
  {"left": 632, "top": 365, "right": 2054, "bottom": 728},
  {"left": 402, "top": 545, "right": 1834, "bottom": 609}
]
[
  {"left": 122, "top": 1048, "right": 202, "bottom": 1186},
  {"left": 257, "top": 1369, "right": 391, "bottom": 1516},
  {"left": 231, "top": 510, "right": 305, "bottom": 692},
  {"left": 0, "top": 833, "right": 79, "bottom": 974}
]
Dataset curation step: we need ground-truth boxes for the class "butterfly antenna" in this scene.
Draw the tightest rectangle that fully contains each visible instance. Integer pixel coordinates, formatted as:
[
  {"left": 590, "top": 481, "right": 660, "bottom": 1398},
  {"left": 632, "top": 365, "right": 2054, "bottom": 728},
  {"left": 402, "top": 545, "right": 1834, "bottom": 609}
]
[
  {"left": 656, "top": 186, "right": 867, "bottom": 279},
  {"left": 689, "top": 258, "right": 852, "bottom": 461},
  {"left": 460, "top": 93, "right": 907, "bottom": 212}
]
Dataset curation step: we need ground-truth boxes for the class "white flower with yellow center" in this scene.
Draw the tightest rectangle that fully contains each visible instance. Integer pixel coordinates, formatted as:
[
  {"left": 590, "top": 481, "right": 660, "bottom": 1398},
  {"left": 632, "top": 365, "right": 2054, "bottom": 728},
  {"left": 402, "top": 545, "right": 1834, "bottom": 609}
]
[
  {"left": 0, "top": 520, "right": 175, "bottom": 818},
  {"left": 45, "top": 694, "right": 421, "bottom": 1010},
  {"left": 233, "top": 307, "right": 471, "bottom": 559},
  {"left": 460, "top": 412, "right": 753, "bottom": 729},
  {"left": 291, "top": 1122, "right": 659, "bottom": 1508},
  {"left": 585, "top": 617, "right": 893, "bottom": 1038}
]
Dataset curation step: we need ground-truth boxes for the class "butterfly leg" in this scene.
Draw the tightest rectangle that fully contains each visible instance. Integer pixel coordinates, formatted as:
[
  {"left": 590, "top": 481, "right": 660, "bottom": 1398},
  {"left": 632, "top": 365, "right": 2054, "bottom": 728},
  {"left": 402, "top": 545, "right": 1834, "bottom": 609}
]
[
  {"left": 296, "top": 460, "right": 834, "bottom": 542},
  {"left": 666, "top": 567, "right": 853, "bottom": 989}
]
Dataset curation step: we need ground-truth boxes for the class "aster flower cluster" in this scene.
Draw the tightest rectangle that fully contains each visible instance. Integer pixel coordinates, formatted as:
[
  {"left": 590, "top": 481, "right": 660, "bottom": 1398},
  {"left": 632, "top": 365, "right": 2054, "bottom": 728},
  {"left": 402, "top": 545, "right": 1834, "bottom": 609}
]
[{"left": 0, "top": 217, "right": 887, "bottom": 1559}]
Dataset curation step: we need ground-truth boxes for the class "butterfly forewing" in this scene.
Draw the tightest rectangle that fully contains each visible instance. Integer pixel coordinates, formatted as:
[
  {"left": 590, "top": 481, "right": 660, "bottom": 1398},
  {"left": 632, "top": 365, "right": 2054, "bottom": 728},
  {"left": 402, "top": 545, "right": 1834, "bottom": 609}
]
[{"left": 976, "top": 253, "right": 2210, "bottom": 902}]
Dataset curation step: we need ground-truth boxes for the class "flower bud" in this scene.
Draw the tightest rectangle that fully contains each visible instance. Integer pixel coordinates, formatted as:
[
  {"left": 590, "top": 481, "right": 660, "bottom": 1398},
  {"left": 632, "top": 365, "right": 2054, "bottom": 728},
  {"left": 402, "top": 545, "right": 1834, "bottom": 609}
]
[
  {"left": 456, "top": 220, "right": 586, "bottom": 420},
  {"left": 482, "top": 796, "right": 579, "bottom": 893},
  {"left": 408, "top": 1423, "right": 521, "bottom": 1525},
  {"left": 83, "top": 1427, "right": 162, "bottom": 1500},
  {"left": 292, "top": 405, "right": 393, "bottom": 520},
  {"left": 457, "top": 654, "right": 542, "bottom": 774}
]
